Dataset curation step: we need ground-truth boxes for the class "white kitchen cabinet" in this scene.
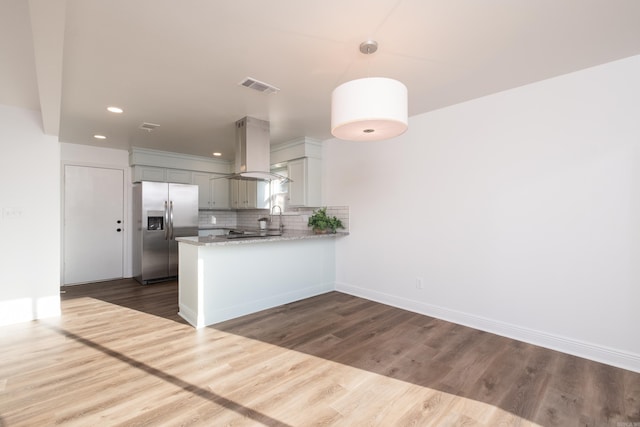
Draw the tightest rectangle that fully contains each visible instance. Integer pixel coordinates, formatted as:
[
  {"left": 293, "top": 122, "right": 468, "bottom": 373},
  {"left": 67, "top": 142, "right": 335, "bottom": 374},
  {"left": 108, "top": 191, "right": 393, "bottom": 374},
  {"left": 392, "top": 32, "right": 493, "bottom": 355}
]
[
  {"left": 133, "top": 166, "right": 192, "bottom": 184},
  {"left": 231, "top": 180, "right": 254, "bottom": 209},
  {"left": 192, "top": 172, "right": 230, "bottom": 209},
  {"left": 287, "top": 157, "right": 321, "bottom": 207},
  {"left": 231, "top": 180, "right": 268, "bottom": 209},
  {"left": 166, "top": 169, "right": 192, "bottom": 184},
  {"left": 211, "top": 175, "right": 230, "bottom": 209},
  {"left": 130, "top": 148, "right": 232, "bottom": 186},
  {"left": 230, "top": 180, "right": 241, "bottom": 209},
  {"left": 244, "top": 181, "right": 258, "bottom": 209},
  {"left": 133, "top": 166, "right": 166, "bottom": 182},
  {"left": 193, "top": 172, "right": 213, "bottom": 209}
]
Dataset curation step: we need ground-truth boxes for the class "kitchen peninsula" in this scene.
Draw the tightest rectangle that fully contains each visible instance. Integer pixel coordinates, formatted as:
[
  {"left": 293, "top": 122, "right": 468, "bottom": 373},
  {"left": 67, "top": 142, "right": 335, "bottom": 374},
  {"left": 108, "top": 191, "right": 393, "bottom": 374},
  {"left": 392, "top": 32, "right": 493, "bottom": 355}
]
[{"left": 176, "top": 231, "right": 347, "bottom": 328}]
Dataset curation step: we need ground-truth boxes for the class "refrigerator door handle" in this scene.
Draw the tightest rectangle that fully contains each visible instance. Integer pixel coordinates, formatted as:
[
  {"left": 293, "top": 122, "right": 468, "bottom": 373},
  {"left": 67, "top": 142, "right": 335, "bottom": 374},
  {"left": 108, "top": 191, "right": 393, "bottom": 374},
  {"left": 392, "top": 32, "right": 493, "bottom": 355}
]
[
  {"left": 169, "top": 200, "right": 175, "bottom": 240},
  {"left": 164, "top": 201, "right": 170, "bottom": 240}
]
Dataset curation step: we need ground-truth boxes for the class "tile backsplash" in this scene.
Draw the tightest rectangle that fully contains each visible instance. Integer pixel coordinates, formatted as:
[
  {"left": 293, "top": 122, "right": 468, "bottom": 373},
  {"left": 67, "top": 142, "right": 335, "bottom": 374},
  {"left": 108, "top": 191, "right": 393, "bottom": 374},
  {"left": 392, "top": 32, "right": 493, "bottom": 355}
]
[
  {"left": 199, "top": 206, "right": 349, "bottom": 232},
  {"left": 198, "top": 210, "right": 237, "bottom": 228}
]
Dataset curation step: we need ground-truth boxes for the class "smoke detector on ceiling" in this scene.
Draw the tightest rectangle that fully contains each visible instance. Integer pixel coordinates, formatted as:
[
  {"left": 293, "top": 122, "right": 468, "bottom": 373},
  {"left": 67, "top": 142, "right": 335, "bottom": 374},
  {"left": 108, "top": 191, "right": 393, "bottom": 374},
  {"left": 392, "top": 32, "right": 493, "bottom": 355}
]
[
  {"left": 139, "top": 122, "right": 160, "bottom": 132},
  {"left": 239, "top": 77, "right": 280, "bottom": 94}
]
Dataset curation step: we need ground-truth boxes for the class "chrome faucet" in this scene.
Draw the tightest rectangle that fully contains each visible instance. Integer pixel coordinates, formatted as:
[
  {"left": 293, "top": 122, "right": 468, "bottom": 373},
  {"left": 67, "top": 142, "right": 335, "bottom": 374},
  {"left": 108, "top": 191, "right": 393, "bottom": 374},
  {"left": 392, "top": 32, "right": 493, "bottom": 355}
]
[{"left": 271, "top": 205, "right": 284, "bottom": 233}]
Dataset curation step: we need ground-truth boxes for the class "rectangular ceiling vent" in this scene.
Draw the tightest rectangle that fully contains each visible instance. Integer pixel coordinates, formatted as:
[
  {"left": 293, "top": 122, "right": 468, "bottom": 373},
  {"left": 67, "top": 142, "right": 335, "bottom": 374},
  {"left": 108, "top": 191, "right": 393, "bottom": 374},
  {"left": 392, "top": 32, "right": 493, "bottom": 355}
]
[
  {"left": 139, "top": 122, "right": 160, "bottom": 132},
  {"left": 239, "top": 77, "right": 280, "bottom": 94}
]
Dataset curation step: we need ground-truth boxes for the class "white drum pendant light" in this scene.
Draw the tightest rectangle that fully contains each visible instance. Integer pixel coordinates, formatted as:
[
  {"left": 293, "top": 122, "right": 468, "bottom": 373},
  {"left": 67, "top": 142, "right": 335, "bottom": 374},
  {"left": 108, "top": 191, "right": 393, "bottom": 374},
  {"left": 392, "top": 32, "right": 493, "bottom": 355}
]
[{"left": 331, "top": 41, "right": 408, "bottom": 141}]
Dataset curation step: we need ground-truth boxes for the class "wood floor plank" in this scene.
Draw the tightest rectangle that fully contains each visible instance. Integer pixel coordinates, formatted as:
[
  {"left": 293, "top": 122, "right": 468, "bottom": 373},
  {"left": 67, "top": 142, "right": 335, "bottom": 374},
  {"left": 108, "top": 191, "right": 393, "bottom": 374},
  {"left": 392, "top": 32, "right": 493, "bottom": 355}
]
[
  {"left": 487, "top": 343, "right": 555, "bottom": 425},
  {"left": 623, "top": 369, "right": 640, "bottom": 420},
  {"left": 1, "top": 278, "right": 639, "bottom": 426}
]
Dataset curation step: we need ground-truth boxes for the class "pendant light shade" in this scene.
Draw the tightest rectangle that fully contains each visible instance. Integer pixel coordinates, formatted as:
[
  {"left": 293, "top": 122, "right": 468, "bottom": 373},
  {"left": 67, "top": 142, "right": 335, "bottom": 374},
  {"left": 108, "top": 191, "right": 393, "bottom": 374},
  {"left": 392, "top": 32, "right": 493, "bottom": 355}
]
[{"left": 331, "top": 76, "right": 408, "bottom": 141}]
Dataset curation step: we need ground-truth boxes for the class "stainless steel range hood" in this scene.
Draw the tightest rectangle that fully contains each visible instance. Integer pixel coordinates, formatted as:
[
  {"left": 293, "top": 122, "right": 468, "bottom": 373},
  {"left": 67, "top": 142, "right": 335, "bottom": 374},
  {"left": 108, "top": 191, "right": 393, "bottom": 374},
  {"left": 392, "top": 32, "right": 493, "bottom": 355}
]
[{"left": 223, "top": 116, "right": 289, "bottom": 183}]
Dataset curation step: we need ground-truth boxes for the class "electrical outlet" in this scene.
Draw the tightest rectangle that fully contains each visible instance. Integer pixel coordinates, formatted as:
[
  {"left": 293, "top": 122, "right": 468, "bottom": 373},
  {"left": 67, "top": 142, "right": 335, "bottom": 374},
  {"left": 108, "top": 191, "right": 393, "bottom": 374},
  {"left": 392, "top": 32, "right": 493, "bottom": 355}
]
[
  {"left": 416, "top": 277, "right": 424, "bottom": 290},
  {"left": 210, "top": 215, "right": 216, "bottom": 224}
]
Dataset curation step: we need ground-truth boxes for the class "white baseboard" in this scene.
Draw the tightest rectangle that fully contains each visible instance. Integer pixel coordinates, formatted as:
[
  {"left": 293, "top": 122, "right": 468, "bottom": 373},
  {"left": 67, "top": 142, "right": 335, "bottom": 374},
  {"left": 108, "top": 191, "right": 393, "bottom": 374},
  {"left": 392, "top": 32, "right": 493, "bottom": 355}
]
[
  {"left": 178, "top": 303, "right": 199, "bottom": 328},
  {"left": 335, "top": 281, "right": 640, "bottom": 373}
]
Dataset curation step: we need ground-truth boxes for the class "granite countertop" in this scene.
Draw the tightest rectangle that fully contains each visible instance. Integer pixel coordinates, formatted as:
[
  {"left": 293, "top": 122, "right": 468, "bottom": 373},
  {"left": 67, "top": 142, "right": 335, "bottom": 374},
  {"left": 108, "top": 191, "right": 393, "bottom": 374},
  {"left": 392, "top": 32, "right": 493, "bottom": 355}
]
[{"left": 177, "top": 230, "right": 349, "bottom": 246}]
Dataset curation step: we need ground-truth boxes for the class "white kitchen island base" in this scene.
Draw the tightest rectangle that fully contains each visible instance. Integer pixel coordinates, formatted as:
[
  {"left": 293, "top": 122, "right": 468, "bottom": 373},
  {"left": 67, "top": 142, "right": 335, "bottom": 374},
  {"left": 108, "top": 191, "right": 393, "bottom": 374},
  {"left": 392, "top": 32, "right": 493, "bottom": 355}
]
[{"left": 177, "top": 234, "right": 339, "bottom": 328}]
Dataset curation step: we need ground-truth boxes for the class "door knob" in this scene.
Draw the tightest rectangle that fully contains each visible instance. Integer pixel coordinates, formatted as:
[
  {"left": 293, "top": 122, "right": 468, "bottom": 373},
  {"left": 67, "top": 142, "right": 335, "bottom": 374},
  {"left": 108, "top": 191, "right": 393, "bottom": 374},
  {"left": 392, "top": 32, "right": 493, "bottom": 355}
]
[
  {"left": 117, "top": 220, "right": 122, "bottom": 224},
  {"left": 116, "top": 228, "right": 122, "bottom": 232}
]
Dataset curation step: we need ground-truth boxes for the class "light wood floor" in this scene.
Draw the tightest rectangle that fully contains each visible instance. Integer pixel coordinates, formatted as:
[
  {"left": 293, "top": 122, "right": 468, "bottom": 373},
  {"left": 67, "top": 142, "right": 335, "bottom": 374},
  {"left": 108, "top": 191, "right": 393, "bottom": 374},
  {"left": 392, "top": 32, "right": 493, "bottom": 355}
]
[{"left": 1, "top": 279, "right": 639, "bottom": 426}]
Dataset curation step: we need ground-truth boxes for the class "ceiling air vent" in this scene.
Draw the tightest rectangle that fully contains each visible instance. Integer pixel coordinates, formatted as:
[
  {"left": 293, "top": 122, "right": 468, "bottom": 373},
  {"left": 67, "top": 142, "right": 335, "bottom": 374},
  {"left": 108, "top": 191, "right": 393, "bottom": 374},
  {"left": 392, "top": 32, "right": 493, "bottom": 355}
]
[
  {"left": 239, "top": 77, "right": 280, "bottom": 94},
  {"left": 139, "top": 122, "right": 160, "bottom": 132}
]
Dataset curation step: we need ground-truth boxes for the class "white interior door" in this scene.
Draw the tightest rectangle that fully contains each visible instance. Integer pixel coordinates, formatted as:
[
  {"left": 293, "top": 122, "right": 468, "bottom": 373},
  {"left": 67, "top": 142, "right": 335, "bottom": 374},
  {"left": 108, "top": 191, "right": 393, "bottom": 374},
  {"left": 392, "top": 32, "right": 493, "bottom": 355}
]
[{"left": 64, "top": 165, "right": 124, "bottom": 285}]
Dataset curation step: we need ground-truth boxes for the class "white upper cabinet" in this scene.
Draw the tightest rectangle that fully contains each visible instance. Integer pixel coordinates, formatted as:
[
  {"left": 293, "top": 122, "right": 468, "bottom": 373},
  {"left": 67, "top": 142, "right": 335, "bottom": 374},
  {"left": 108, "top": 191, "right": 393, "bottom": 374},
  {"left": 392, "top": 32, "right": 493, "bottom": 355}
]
[
  {"left": 192, "top": 172, "right": 230, "bottom": 209},
  {"left": 192, "top": 172, "right": 213, "bottom": 209},
  {"left": 211, "top": 175, "right": 230, "bottom": 209},
  {"left": 130, "top": 147, "right": 231, "bottom": 183},
  {"left": 230, "top": 180, "right": 241, "bottom": 209},
  {"left": 132, "top": 165, "right": 166, "bottom": 182},
  {"left": 166, "top": 169, "right": 192, "bottom": 184},
  {"left": 287, "top": 157, "right": 321, "bottom": 207},
  {"left": 133, "top": 166, "right": 192, "bottom": 185},
  {"left": 271, "top": 138, "right": 323, "bottom": 208},
  {"left": 230, "top": 180, "right": 268, "bottom": 209}
]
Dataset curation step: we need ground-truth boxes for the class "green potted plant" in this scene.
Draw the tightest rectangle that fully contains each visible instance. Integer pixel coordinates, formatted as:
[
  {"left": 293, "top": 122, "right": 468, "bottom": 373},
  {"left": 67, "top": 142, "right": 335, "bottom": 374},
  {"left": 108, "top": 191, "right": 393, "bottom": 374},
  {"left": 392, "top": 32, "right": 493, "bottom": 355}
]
[{"left": 307, "top": 207, "right": 344, "bottom": 234}]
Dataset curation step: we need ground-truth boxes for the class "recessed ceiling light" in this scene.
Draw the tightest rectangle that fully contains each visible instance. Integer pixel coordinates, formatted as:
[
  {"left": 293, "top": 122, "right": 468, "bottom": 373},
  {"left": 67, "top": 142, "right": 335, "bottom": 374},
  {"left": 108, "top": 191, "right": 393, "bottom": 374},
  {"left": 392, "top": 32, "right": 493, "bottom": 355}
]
[
  {"left": 212, "top": 152, "right": 222, "bottom": 157},
  {"left": 107, "top": 106, "right": 123, "bottom": 114},
  {"left": 94, "top": 134, "right": 106, "bottom": 139}
]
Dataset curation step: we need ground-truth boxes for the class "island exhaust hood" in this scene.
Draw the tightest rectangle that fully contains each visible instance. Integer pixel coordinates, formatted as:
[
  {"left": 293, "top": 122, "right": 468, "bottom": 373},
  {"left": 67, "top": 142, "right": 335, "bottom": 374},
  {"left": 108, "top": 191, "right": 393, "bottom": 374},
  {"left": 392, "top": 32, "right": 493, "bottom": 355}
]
[{"left": 221, "top": 116, "right": 289, "bottom": 182}]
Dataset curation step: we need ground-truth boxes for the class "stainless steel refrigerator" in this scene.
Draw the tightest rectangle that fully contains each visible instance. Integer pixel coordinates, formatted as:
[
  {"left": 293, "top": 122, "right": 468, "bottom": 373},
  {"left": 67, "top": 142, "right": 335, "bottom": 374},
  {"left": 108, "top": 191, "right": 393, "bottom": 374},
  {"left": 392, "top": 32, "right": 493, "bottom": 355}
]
[{"left": 133, "top": 181, "right": 198, "bottom": 284}]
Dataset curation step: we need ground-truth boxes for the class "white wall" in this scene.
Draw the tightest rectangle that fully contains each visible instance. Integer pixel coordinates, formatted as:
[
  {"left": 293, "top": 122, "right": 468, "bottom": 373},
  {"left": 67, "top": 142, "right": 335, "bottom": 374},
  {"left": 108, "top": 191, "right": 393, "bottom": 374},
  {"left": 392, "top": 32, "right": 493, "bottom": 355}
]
[
  {"left": 0, "top": 105, "right": 60, "bottom": 325},
  {"left": 60, "top": 143, "right": 133, "bottom": 278},
  {"left": 324, "top": 55, "right": 640, "bottom": 372}
]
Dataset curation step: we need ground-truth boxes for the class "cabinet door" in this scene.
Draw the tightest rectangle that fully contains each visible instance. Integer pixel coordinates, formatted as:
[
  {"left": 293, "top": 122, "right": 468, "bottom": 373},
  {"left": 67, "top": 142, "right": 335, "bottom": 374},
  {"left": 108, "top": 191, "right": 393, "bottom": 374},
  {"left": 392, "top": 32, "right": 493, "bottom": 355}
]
[
  {"left": 230, "top": 180, "right": 241, "bottom": 209},
  {"left": 166, "top": 169, "right": 192, "bottom": 184},
  {"left": 230, "top": 180, "right": 266, "bottom": 210},
  {"left": 192, "top": 172, "right": 213, "bottom": 209},
  {"left": 134, "top": 166, "right": 165, "bottom": 182},
  {"left": 245, "top": 181, "right": 257, "bottom": 209},
  {"left": 211, "top": 175, "right": 230, "bottom": 209},
  {"left": 288, "top": 159, "right": 306, "bottom": 206}
]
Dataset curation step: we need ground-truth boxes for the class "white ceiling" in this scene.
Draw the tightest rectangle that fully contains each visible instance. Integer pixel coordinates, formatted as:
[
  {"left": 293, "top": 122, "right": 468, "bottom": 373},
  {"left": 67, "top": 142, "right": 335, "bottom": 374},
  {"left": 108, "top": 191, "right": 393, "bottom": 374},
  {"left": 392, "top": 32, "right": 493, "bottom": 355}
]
[{"left": 3, "top": 0, "right": 640, "bottom": 160}]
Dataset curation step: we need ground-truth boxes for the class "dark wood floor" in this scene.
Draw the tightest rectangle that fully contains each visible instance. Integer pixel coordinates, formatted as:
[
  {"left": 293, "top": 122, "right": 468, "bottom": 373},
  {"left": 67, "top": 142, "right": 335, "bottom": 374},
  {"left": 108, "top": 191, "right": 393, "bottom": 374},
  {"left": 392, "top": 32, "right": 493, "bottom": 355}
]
[{"left": 1, "top": 279, "right": 638, "bottom": 426}]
